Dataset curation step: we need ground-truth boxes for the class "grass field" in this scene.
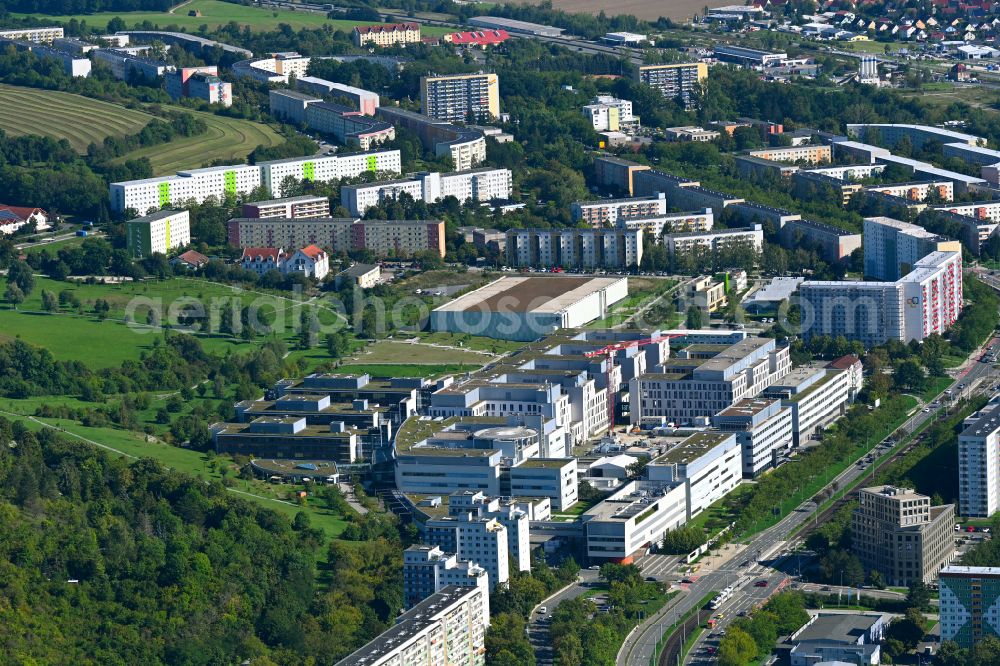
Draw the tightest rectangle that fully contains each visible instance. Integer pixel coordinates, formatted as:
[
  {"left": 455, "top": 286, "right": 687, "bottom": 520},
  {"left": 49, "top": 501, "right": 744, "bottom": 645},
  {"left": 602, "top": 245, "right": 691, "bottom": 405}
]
[
  {"left": 14, "top": 0, "right": 450, "bottom": 34},
  {"left": 0, "top": 84, "right": 152, "bottom": 152},
  {"left": 352, "top": 339, "right": 494, "bottom": 364},
  {"left": 501, "top": 0, "right": 702, "bottom": 21},
  {"left": 115, "top": 109, "right": 284, "bottom": 175},
  {"left": 334, "top": 362, "right": 482, "bottom": 377},
  {"left": 0, "top": 275, "right": 342, "bottom": 368}
]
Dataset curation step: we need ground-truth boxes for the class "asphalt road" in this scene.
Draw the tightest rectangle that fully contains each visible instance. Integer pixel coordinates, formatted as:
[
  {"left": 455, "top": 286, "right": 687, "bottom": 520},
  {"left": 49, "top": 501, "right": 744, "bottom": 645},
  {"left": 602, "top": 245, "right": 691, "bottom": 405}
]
[
  {"left": 618, "top": 333, "right": 1000, "bottom": 666},
  {"left": 527, "top": 568, "right": 603, "bottom": 665}
]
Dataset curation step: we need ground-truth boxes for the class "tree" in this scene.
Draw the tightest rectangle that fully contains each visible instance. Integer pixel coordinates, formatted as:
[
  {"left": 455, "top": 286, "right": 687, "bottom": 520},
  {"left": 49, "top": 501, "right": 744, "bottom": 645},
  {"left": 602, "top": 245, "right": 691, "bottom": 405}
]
[
  {"left": 886, "top": 608, "right": 928, "bottom": 650},
  {"left": 686, "top": 304, "right": 703, "bottom": 330},
  {"left": 7, "top": 260, "right": 35, "bottom": 296},
  {"left": 894, "top": 359, "right": 926, "bottom": 392},
  {"left": 869, "top": 569, "right": 885, "bottom": 590},
  {"left": 41, "top": 289, "right": 57, "bottom": 313},
  {"left": 906, "top": 580, "right": 932, "bottom": 611},
  {"left": 717, "top": 626, "right": 758, "bottom": 666},
  {"left": 5, "top": 282, "right": 24, "bottom": 309},
  {"left": 661, "top": 526, "right": 707, "bottom": 554},
  {"left": 934, "top": 641, "right": 967, "bottom": 666}
]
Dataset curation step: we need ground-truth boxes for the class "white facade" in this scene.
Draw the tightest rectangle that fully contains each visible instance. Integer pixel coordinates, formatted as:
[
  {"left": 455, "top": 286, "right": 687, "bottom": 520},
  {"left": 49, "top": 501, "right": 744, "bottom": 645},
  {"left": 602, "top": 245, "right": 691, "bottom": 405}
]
[
  {"left": 282, "top": 245, "right": 330, "bottom": 280},
  {"left": 342, "top": 168, "right": 512, "bottom": 216},
  {"left": 618, "top": 208, "right": 714, "bottom": 238},
  {"left": 766, "top": 367, "right": 853, "bottom": 447},
  {"left": 125, "top": 209, "right": 191, "bottom": 258},
  {"left": 333, "top": 585, "right": 489, "bottom": 666},
  {"left": 426, "top": 514, "right": 510, "bottom": 590},
  {"left": 863, "top": 216, "right": 961, "bottom": 281},
  {"left": 0, "top": 26, "right": 63, "bottom": 42},
  {"left": 110, "top": 150, "right": 400, "bottom": 212},
  {"left": 713, "top": 397, "right": 794, "bottom": 478},
  {"left": 447, "top": 492, "right": 532, "bottom": 574},
  {"left": 847, "top": 123, "right": 984, "bottom": 149},
  {"left": 403, "top": 545, "right": 490, "bottom": 607},
  {"left": 959, "top": 401, "right": 1000, "bottom": 518},
  {"left": 582, "top": 480, "right": 688, "bottom": 562},
  {"left": 509, "top": 459, "right": 579, "bottom": 511},
  {"left": 647, "top": 432, "right": 742, "bottom": 519},
  {"left": 571, "top": 193, "right": 669, "bottom": 227},
  {"left": 506, "top": 228, "right": 643, "bottom": 269},
  {"left": 665, "top": 225, "right": 764, "bottom": 257}
]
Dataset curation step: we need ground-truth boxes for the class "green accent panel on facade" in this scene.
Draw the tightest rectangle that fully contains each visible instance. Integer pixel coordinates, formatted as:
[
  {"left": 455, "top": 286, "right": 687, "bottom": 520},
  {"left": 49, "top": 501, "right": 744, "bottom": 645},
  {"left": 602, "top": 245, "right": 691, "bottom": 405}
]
[
  {"left": 224, "top": 170, "right": 237, "bottom": 195},
  {"left": 303, "top": 161, "right": 316, "bottom": 181},
  {"left": 367, "top": 155, "right": 378, "bottom": 172},
  {"left": 158, "top": 181, "right": 171, "bottom": 206}
]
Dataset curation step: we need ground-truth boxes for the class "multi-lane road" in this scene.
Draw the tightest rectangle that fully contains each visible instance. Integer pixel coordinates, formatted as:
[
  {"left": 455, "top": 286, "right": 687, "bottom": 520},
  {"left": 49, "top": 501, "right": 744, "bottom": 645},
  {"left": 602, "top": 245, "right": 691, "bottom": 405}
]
[{"left": 616, "top": 332, "right": 1000, "bottom": 666}]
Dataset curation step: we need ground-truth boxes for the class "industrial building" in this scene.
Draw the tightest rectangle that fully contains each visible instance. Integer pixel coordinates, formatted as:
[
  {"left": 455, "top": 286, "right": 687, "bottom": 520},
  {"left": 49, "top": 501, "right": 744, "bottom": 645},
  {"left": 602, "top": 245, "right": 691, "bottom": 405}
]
[
  {"left": 505, "top": 227, "right": 643, "bottom": 269},
  {"left": 226, "top": 217, "right": 446, "bottom": 258},
  {"left": 421, "top": 72, "right": 499, "bottom": 123},
  {"left": 468, "top": 15, "right": 564, "bottom": 37},
  {"left": 713, "top": 44, "right": 787, "bottom": 67},
  {"left": 430, "top": 275, "right": 629, "bottom": 342},
  {"left": 109, "top": 149, "right": 400, "bottom": 212},
  {"left": 851, "top": 485, "right": 955, "bottom": 586},
  {"left": 636, "top": 63, "right": 708, "bottom": 109},
  {"left": 332, "top": 586, "right": 489, "bottom": 666},
  {"left": 800, "top": 250, "right": 963, "bottom": 346},
  {"left": 341, "top": 168, "right": 512, "bottom": 217},
  {"left": 125, "top": 210, "right": 190, "bottom": 259}
]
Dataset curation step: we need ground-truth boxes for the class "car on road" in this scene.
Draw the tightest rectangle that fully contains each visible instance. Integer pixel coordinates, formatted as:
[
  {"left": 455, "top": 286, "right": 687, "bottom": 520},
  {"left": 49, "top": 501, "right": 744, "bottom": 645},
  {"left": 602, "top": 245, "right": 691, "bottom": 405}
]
[
  {"left": 645, "top": 576, "right": 657, "bottom": 582},
  {"left": 922, "top": 407, "right": 930, "bottom": 413},
  {"left": 681, "top": 578, "right": 694, "bottom": 584},
  {"left": 706, "top": 646, "right": 717, "bottom": 655},
  {"left": 538, "top": 606, "right": 547, "bottom": 614},
  {"left": 754, "top": 580, "right": 769, "bottom": 587}
]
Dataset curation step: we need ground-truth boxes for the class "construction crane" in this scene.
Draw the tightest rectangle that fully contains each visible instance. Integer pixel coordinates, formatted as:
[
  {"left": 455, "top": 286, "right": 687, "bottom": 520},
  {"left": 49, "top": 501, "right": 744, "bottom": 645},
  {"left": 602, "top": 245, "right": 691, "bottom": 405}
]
[{"left": 583, "top": 334, "right": 681, "bottom": 433}]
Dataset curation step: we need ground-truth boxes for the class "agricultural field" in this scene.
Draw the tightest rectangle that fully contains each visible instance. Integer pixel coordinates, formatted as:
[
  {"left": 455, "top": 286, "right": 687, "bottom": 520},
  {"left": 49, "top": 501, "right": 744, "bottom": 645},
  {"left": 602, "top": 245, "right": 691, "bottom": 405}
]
[
  {"left": 13, "top": 0, "right": 451, "bottom": 34},
  {"left": 0, "top": 275, "right": 343, "bottom": 368},
  {"left": 0, "top": 84, "right": 152, "bottom": 152},
  {"left": 115, "top": 109, "right": 284, "bottom": 175}
]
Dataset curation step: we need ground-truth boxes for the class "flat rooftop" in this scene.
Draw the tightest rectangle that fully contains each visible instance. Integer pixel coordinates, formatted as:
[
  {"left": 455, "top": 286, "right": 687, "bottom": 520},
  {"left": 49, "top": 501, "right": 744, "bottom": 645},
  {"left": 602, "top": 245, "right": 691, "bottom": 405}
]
[
  {"left": 584, "top": 481, "right": 679, "bottom": 522},
  {"left": 394, "top": 415, "right": 505, "bottom": 452},
  {"left": 433, "top": 276, "right": 626, "bottom": 315},
  {"left": 794, "top": 612, "right": 884, "bottom": 644},
  {"left": 941, "top": 565, "right": 1000, "bottom": 577},
  {"left": 654, "top": 432, "right": 732, "bottom": 465},
  {"left": 516, "top": 458, "right": 573, "bottom": 470},
  {"left": 251, "top": 458, "right": 339, "bottom": 475},
  {"left": 962, "top": 400, "right": 1000, "bottom": 438},
  {"left": 717, "top": 397, "right": 779, "bottom": 417}
]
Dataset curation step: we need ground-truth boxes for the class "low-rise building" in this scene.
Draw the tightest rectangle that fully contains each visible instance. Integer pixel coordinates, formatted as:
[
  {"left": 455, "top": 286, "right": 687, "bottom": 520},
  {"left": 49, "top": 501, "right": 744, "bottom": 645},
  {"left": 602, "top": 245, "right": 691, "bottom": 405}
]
[
  {"left": 571, "top": 193, "right": 667, "bottom": 228},
  {"left": 685, "top": 275, "right": 728, "bottom": 312},
  {"left": 852, "top": 485, "right": 955, "bottom": 586},
  {"left": 125, "top": 209, "right": 190, "bottom": 258},
  {"left": 352, "top": 22, "right": 421, "bottom": 48},
  {"left": 713, "top": 397, "right": 794, "bottom": 478},
  {"left": 582, "top": 480, "right": 688, "bottom": 563},
  {"left": 0, "top": 204, "right": 49, "bottom": 234},
  {"left": 646, "top": 432, "right": 742, "bottom": 519},
  {"left": 336, "top": 263, "right": 381, "bottom": 289},
  {"left": 665, "top": 126, "right": 720, "bottom": 142},
  {"left": 781, "top": 612, "right": 887, "bottom": 666},
  {"left": 283, "top": 244, "right": 329, "bottom": 280},
  {"left": 211, "top": 416, "right": 360, "bottom": 463}
]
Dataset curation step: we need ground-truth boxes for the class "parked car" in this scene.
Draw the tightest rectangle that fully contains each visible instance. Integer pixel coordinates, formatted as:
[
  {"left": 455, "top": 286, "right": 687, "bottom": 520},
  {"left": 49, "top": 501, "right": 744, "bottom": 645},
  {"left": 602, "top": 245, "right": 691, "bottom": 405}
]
[{"left": 754, "top": 580, "right": 769, "bottom": 587}]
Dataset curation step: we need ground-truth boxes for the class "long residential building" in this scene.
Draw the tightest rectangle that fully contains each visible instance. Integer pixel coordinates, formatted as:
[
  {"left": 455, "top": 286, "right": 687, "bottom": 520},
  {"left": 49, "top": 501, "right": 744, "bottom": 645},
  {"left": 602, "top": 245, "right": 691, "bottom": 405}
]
[
  {"left": 571, "top": 193, "right": 668, "bottom": 227},
  {"left": 376, "top": 106, "right": 487, "bottom": 171},
  {"left": 0, "top": 26, "right": 64, "bottom": 42},
  {"left": 91, "top": 48, "right": 173, "bottom": 81},
  {"left": 421, "top": 73, "right": 499, "bottom": 122},
  {"left": 227, "top": 217, "right": 445, "bottom": 257},
  {"left": 664, "top": 225, "right": 763, "bottom": 257},
  {"left": 852, "top": 485, "right": 955, "bottom": 586},
  {"left": 594, "top": 154, "right": 651, "bottom": 195},
  {"left": 863, "top": 216, "right": 962, "bottom": 281},
  {"left": 618, "top": 209, "right": 714, "bottom": 239},
  {"left": 846, "top": 123, "right": 985, "bottom": 150},
  {"left": 341, "top": 168, "right": 512, "bottom": 217},
  {"left": 506, "top": 227, "right": 643, "bottom": 269},
  {"left": 637, "top": 62, "right": 708, "bottom": 109},
  {"left": 747, "top": 144, "right": 832, "bottom": 164},
  {"left": 0, "top": 38, "right": 92, "bottom": 76},
  {"left": 333, "top": 586, "right": 489, "bottom": 666},
  {"left": 629, "top": 336, "right": 792, "bottom": 426},
  {"left": 110, "top": 150, "right": 400, "bottom": 213},
  {"left": 958, "top": 400, "right": 1000, "bottom": 519},
  {"left": 799, "top": 250, "right": 963, "bottom": 346},
  {"left": 242, "top": 195, "right": 330, "bottom": 220},
  {"left": 779, "top": 219, "right": 862, "bottom": 262},
  {"left": 296, "top": 76, "right": 380, "bottom": 115}
]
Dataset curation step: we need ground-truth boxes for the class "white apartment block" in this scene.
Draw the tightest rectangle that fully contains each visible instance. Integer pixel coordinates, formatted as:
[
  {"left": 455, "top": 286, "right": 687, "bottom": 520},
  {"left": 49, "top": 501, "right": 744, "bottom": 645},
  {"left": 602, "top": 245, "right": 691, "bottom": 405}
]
[
  {"left": 125, "top": 209, "right": 190, "bottom": 258},
  {"left": 865, "top": 180, "right": 954, "bottom": 203},
  {"left": 863, "top": 216, "right": 962, "bottom": 281},
  {"left": 447, "top": 491, "right": 532, "bottom": 574},
  {"left": 847, "top": 123, "right": 985, "bottom": 150},
  {"left": 341, "top": 168, "right": 512, "bottom": 216},
  {"left": 508, "top": 458, "right": 579, "bottom": 511},
  {"left": 505, "top": 227, "right": 643, "bottom": 269},
  {"left": 582, "top": 480, "right": 688, "bottom": 563},
  {"left": 959, "top": 400, "right": 1000, "bottom": 518},
  {"left": 665, "top": 225, "right": 764, "bottom": 257},
  {"left": 932, "top": 200, "right": 1000, "bottom": 223},
  {"left": 296, "top": 76, "right": 380, "bottom": 115},
  {"left": 242, "top": 195, "right": 330, "bottom": 219},
  {"left": 764, "top": 367, "right": 853, "bottom": 447},
  {"left": 426, "top": 514, "right": 510, "bottom": 590},
  {"left": 801, "top": 250, "right": 963, "bottom": 346},
  {"left": 0, "top": 26, "right": 63, "bottom": 42},
  {"left": 571, "top": 193, "right": 668, "bottom": 228},
  {"left": 333, "top": 585, "right": 488, "bottom": 666},
  {"left": 647, "top": 432, "right": 742, "bottom": 519},
  {"left": 629, "top": 337, "right": 792, "bottom": 426},
  {"left": 597, "top": 95, "right": 635, "bottom": 122},
  {"left": 618, "top": 208, "right": 715, "bottom": 239},
  {"left": 747, "top": 144, "right": 832, "bottom": 164},
  {"left": 421, "top": 73, "right": 500, "bottom": 122},
  {"left": 403, "top": 545, "right": 490, "bottom": 609},
  {"left": 713, "top": 397, "right": 794, "bottom": 478},
  {"left": 110, "top": 150, "right": 400, "bottom": 212}
]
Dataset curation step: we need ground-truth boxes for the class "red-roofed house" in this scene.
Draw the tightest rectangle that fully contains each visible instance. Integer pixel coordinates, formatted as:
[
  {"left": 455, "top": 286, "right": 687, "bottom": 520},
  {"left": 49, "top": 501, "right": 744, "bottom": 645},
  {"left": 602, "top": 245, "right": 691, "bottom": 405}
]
[
  {"left": 353, "top": 22, "right": 421, "bottom": 47},
  {"left": 241, "top": 247, "right": 285, "bottom": 276},
  {"left": 443, "top": 29, "right": 511, "bottom": 48},
  {"left": 171, "top": 249, "right": 211, "bottom": 271},
  {"left": 0, "top": 205, "right": 49, "bottom": 234},
  {"left": 283, "top": 244, "right": 330, "bottom": 280}
]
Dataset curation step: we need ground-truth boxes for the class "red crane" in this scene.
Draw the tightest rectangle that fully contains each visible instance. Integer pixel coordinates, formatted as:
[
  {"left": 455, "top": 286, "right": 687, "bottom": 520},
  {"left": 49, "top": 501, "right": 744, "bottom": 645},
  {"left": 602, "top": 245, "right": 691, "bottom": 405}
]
[{"left": 584, "top": 335, "right": 681, "bottom": 432}]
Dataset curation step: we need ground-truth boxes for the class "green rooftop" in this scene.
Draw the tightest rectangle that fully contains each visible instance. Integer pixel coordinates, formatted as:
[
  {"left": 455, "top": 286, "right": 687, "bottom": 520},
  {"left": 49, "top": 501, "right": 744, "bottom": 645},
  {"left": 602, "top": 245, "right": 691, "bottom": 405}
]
[
  {"left": 394, "top": 415, "right": 505, "bottom": 452},
  {"left": 516, "top": 458, "right": 573, "bottom": 470},
  {"left": 786, "top": 370, "right": 836, "bottom": 404},
  {"left": 653, "top": 432, "right": 732, "bottom": 465}
]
